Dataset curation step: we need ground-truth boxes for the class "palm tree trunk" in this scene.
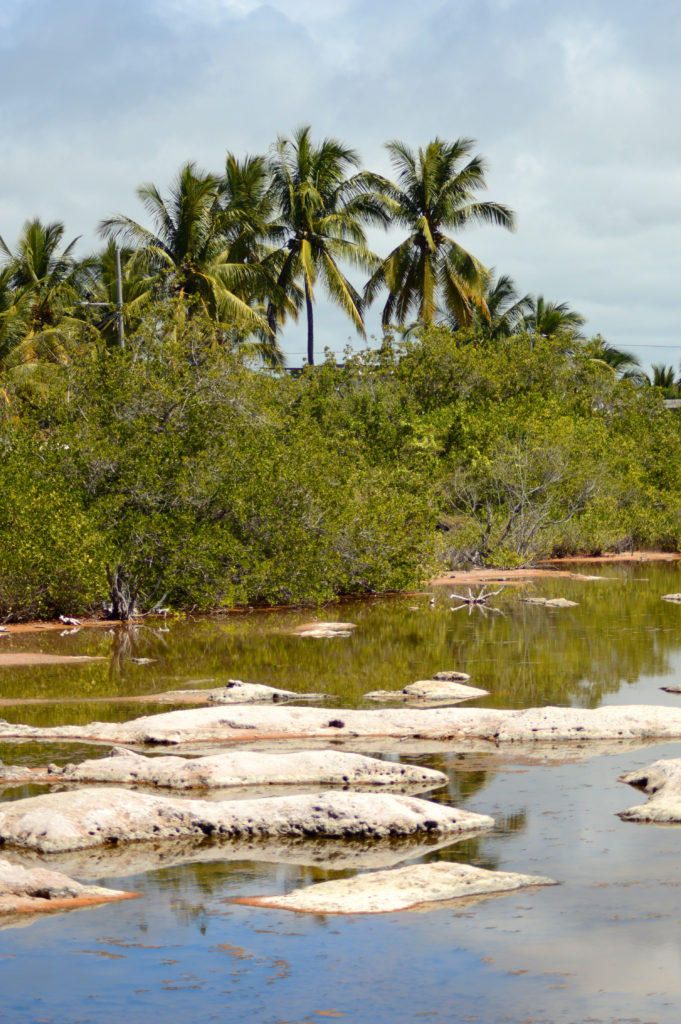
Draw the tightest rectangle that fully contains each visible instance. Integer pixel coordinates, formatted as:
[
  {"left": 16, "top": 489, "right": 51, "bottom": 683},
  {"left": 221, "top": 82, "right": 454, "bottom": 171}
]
[{"left": 305, "top": 278, "right": 314, "bottom": 366}]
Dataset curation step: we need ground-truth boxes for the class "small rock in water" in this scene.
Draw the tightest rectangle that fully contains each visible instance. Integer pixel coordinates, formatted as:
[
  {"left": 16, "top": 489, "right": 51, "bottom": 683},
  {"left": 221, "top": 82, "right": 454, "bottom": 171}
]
[
  {"left": 232, "top": 861, "right": 558, "bottom": 915},
  {"left": 433, "top": 670, "right": 471, "bottom": 682},
  {"left": 521, "top": 597, "right": 578, "bottom": 608},
  {"left": 661, "top": 593, "right": 681, "bottom": 603}
]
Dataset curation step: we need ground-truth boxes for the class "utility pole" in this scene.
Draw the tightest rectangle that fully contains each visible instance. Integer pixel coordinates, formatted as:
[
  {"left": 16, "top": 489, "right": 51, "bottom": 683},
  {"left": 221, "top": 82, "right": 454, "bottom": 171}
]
[
  {"left": 77, "top": 246, "right": 124, "bottom": 347},
  {"left": 115, "top": 245, "right": 124, "bottom": 348}
]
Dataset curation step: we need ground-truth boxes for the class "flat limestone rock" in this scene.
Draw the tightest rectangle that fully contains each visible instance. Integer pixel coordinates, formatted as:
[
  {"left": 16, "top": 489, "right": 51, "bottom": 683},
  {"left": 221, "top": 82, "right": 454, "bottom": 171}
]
[
  {"left": 0, "top": 787, "right": 494, "bottom": 853},
  {"left": 618, "top": 758, "right": 681, "bottom": 822},
  {"left": 521, "top": 597, "right": 578, "bottom": 608},
  {"left": 2, "top": 748, "right": 446, "bottom": 793},
  {"left": 433, "top": 670, "right": 471, "bottom": 682},
  {"left": 0, "top": 857, "right": 137, "bottom": 916},
  {"left": 661, "top": 594, "right": 681, "bottom": 603},
  {"left": 232, "top": 861, "right": 558, "bottom": 915},
  {"left": 365, "top": 679, "right": 488, "bottom": 705},
  {"left": 5, "top": 704, "right": 681, "bottom": 749},
  {"left": 660, "top": 682, "right": 681, "bottom": 694}
]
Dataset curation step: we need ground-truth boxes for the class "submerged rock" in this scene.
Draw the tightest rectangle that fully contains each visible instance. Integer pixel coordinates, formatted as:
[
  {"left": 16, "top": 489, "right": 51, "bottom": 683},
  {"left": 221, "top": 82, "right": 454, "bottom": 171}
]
[
  {"left": 3, "top": 748, "right": 447, "bottom": 794},
  {"left": 521, "top": 597, "right": 579, "bottom": 608},
  {"left": 290, "top": 621, "right": 357, "bottom": 638},
  {"left": 0, "top": 788, "right": 494, "bottom": 854},
  {"left": 232, "top": 861, "right": 558, "bottom": 915},
  {"left": 365, "top": 679, "right": 488, "bottom": 706},
  {"left": 618, "top": 758, "right": 681, "bottom": 822},
  {"left": 0, "top": 857, "right": 137, "bottom": 917}
]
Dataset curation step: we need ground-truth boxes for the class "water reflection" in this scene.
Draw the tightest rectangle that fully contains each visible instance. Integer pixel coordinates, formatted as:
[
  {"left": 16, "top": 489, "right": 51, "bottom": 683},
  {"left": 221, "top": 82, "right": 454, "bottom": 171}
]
[
  {"left": 2, "top": 566, "right": 681, "bottom": 1021},
  {"left": 1, "top": 565, "right": 681, "bottom": 731}
]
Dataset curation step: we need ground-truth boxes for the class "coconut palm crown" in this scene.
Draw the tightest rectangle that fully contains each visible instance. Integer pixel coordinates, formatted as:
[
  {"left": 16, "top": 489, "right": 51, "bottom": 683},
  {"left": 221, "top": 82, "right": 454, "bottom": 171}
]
[
  {"left": 267, "top": 126, "right": 389, "bottom": 365},
  {"left": 98, "top": 162, "right": 269, "bottom": 335},
  {"left": 364, "top": 138, "right": 516, "bottom": 329}
]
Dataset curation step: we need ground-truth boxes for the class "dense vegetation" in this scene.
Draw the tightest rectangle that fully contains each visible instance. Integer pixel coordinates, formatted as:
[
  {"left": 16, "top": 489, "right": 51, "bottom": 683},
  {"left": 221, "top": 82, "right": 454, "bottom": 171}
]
[{"left": 1, "top": 130, "right": 680, "bottom": 620}]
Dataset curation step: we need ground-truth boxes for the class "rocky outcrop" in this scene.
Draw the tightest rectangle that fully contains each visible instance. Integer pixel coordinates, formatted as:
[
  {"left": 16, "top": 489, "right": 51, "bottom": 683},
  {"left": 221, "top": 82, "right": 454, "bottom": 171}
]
[
  {"left": 0, "top": 788, "right": 494, "bottom": 854},
  {"left": 618, "top": 758, "right": 681, "bottom": 822},
  {"left": 4, "top": 703, "right": 681, "bottom": 750},
  {"left": 0, "top": 748, "right": 446, "bottom": 794},
  {"left": 365, "top": 679, "right": 488, "bottom": 705},
  {"left": 232, "top": 861, "right": 557, "bottom": 914},
  {"left": 0, "top": 857, "right": 137, "bottom": 916}
]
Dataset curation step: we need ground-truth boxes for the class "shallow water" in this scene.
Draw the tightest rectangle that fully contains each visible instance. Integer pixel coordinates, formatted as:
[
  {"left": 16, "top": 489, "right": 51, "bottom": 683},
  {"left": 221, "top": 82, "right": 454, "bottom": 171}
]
[{"left": 2, "top": 563, "right": 681, "bottom": 1023}]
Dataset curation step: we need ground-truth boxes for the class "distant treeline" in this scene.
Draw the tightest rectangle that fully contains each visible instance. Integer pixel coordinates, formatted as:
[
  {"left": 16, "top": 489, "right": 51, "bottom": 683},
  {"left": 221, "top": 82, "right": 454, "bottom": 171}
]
[
  {"left": 1, "top": 130, "right": 680, "bottom": 619},
  {"left": 1, "top": 304, "right": 680, "bottom": 620}
]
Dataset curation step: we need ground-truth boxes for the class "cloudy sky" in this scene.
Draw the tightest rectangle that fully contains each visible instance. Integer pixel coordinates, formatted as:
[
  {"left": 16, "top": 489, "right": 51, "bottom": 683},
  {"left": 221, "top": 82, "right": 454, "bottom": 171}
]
[{"left": 1, "top": 0, "right": 679, "bottom": 368}]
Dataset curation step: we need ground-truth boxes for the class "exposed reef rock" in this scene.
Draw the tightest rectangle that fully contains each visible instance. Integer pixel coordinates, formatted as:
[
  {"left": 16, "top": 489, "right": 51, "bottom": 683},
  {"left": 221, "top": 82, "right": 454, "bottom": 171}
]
[
  {"left": 0, "top": 748, "right": 446, "bottom": 794},
  {"left": 0, "top": 857, "right": 137, "bottom": 917},
  {"left": 0, "top": 788, "right": 494, "bottom": 853},
  {"left": 365, "top": 679, "right": 488, "bottom": 705},
  {"left": 232, "top": 861, "right": 558, "bottom": 915},
  {"left": 4, "top": 704, "right": 681, "bottom": 751},
  {"left": 618, "top": 758, "right": 681, "bottom": 822}
]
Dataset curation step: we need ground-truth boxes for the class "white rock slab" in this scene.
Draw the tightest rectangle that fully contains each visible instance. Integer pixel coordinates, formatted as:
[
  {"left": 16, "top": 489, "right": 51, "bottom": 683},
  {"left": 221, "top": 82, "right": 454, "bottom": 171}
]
[
  {"left": 618, "top": 758, "right": 681, "bottom": 822},
  {"left": 661, "top": 594, "right": 681, "bottom": 603},
  {"left": 365, "top": 679, "right": 488, "bottom": 705},
  {"left": 433, "top": 670, "right": 471, "bottom": 682},
  {"left": 5, "top": 704, "right": 681, "bottom": 749},
  {"left": 0, "top": 857, "right": 137, "bottom": 916},
  {"left": 233, "top": 861, "right": 558, "bottom": 914},
  {"left": 2, "top": 748, "right": 446, "bottom": 793},
  {"left": 0, "top": 788, "right": 494, "bottom": 853}
]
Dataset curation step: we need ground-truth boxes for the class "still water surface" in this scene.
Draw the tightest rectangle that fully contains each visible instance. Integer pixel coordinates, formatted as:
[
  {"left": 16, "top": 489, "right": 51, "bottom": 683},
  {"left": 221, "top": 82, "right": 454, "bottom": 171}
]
[{"left": 2, "top": 563, "right": 681, "bottom": 1023}]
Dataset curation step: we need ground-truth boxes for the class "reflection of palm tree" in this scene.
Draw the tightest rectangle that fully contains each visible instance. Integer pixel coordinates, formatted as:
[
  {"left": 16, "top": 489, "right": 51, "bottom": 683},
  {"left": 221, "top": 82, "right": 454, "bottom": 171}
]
[
  {"left": 267, "top": 126, "right": 386, "bottom": 365},
  {"left": 365, "top": 138, "right": 515, "bottom": 329}
]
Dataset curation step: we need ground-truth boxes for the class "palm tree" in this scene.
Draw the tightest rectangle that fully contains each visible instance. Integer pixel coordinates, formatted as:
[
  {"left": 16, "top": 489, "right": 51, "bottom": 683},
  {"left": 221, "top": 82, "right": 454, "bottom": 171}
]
[
  {"left": 444, "top": 271, "right": 532, "bottom": 340},
  {"left": 578, "top": 336, "right": 643, "bottom": 381},
  {"left": 267, "top": 126, "right": 388, "bottom": 365},
  {"left": 0, "top": 218, "right": 88, "bottom": 334},
  {"left": 646, "top": 363, "right": 680, "bottom": 397},
  {"left": 99, "top": 162, "right": 269, "bottom": 335},
  {"left": 364, "top": 138, "right": 515, "bottom": 330},
  {"left": 521, "top": 295, "right": 586, "bottom": 340}
]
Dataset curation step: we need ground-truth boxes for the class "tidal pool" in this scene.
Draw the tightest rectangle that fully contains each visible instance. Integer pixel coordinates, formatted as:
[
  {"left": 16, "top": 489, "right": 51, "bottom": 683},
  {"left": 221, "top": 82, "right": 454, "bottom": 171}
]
[{"left": 1, "top": 562, "right": 681, "bottom": 1023}]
